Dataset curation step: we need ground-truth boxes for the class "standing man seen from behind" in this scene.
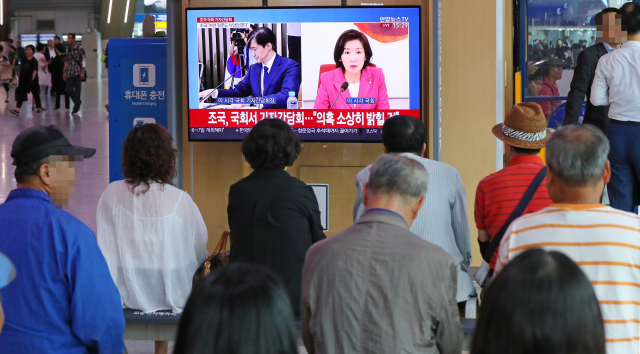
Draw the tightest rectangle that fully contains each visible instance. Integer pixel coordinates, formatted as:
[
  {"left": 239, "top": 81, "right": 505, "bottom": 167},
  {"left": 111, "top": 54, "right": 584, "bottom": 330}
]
[
  {"left": 353, "top": 115, "right": 476, "bottom": 306},
  {"left": 474, "top": 103, "right": 553, "bottom": 273},
  {"left": 564, "top": 8, "right": 620, "bottom": 132},
  {"left": 0, "top": 125, "right": 125, "bottom": 353},
  {"left": 591, "top": 3, "right": 640, "bottom": 212},
  {"left": 303, "top": 154, "right": 463, "bottom": 354},
  {"left": 64, "top": 33, "right": 85, "bottom": 114},
  {"left": 494, "top": 124, "right": 640, "bottom": 354}
]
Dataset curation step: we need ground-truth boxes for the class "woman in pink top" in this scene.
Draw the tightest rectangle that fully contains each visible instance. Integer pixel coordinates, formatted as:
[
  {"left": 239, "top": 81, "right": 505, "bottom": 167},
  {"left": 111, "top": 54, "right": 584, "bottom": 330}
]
[
  {"left": 538, "top": 57, "right": 563, "bottom": 121},
  {"left": 314, "top": 29, "right": 390, "bottom": 110}
]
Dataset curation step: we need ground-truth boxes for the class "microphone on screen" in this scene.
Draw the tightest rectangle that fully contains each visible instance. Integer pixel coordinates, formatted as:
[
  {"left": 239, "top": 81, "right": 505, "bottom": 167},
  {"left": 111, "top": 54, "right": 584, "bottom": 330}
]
[
  {"left": 199, "top": 63, "right": 248, "bottom": 103},
  {"left": 330, "top": 81, "right": 349, "bottom": 109}
]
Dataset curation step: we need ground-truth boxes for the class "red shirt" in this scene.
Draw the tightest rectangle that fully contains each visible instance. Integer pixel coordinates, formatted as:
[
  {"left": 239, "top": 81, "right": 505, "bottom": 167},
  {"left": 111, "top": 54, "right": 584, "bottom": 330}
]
[
  {"left": 474, "top": 154, "right": 553, "bottom": 268},
  {"left": 538, "top": 76, "right": 560, "bottom": 118}
]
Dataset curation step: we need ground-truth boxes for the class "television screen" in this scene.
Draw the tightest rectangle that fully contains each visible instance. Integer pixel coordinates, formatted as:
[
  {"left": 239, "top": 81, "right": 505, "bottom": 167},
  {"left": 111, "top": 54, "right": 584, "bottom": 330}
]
[{"left": 186, "top": 6, "right": 421, "bottom": 142}]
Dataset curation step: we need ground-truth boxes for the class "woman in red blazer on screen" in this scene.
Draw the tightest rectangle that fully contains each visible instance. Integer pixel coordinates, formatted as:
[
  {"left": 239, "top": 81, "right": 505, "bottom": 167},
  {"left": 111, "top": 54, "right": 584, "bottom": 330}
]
[{"left": 314, "top": 29, "right": 390, "bottom": 109}]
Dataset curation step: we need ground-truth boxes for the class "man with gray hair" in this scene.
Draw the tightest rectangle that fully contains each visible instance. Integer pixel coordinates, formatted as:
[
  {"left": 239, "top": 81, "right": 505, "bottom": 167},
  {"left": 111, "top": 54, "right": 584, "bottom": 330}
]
[
  {"left": 494, "top": 124, "right": 640, "bottom": 354},
  {"left": 302, "top": 154, "right": 462, "bottom": 354}
]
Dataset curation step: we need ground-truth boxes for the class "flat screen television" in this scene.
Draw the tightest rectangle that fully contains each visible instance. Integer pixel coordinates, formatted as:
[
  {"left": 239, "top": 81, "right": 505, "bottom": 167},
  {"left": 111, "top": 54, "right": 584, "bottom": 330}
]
[{"left": 186, "top": 6, "right": 421, "bottom": 141}]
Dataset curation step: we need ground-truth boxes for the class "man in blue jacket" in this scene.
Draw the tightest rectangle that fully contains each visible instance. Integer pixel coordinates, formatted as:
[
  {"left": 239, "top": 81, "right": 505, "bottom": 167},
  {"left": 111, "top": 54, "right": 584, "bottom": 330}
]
[
  {"left": 0, "top": 125, "right": 125, "bottom": 354},
  {"left": 199, "top": 27, "right": 301, "bottom": 109}
]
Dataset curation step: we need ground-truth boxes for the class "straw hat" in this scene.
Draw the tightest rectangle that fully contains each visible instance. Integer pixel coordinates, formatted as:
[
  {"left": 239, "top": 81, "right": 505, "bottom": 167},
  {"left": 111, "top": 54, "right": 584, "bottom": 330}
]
[{"left": 492, "top": 103, "right": 551, "bottom": 149}]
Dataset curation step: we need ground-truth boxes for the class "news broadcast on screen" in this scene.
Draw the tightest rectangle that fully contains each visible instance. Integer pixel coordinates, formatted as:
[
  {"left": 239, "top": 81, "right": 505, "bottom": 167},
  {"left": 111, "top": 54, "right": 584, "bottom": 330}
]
[{"left": 186, "top": 6, "right": 421, "bottom": 141}]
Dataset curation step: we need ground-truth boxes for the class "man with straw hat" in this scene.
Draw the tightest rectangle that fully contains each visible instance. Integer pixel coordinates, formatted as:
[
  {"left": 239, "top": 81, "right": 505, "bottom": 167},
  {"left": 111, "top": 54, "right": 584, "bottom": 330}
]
[{"left": 474, "top": 103, "right": 553, "bottom": 276}]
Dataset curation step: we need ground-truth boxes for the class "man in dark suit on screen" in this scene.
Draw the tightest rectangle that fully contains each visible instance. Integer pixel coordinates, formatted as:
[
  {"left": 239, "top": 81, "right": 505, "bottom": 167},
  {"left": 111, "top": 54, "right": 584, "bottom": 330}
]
[
  {"left": 563, "top": 8, "right": 620, "bottom": 132},
  {"left": 199, "top": 27, "right": 301, "bottom": 109}
]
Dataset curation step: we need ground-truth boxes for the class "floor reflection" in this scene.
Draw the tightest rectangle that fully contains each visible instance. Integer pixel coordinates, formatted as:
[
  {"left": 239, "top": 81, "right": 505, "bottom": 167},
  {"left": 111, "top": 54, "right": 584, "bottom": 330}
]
[{"left": 0, "top": 78, "right": 109, "bottom": 232}]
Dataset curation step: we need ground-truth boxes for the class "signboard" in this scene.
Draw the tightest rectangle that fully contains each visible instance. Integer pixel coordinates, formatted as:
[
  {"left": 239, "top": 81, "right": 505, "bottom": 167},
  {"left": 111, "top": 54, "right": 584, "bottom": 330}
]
[
  {"left": 308, "top": 184, "right": 329, "bottom": 231},
  {"left": 108, "top": 38, "right": 168, "bottom": 182},
  {"left": 39, "top": 34, "right": 56, "bottom": 41}
]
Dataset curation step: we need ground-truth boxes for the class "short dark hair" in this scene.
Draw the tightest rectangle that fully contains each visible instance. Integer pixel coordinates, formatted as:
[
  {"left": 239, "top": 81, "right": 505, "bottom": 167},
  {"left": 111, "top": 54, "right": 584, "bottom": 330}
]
[
  {"left": 512, "top": 146, "right": 542, "bottom": 155},
  {"left": 7, "top": 39, "right": 13, "bottom": 43},
  {"left": 621, "top": 2, "right": 640, "bottom": 35},
  {"left": 333, "top": 29, "right": 373, "bottom": 70},
  {"left": 471, "top": 249, "right": 605, "bottom": 354},
  {"left": 67, "top": 33, "right": 76, "bottom": 38},
  {"left": 36, "top": 43, "right": 45, "bottom": 52},
  {"left": 121, "top": 124, "right": 177, "bottom": 195},
  {"left": 382, "top": 115, "right": 425, "bottom": 155},
  {"left": 174, "top": 263, "right": 298, "bottom": 354},
  {"left": 0, "top": 45, "right": 4, "bottom": 52},
  {"left": 25, "top": 45, "right": 35, "bottom": 53},
  {"left": 527, "top": 68, "right": 544, "bottom": 83},
  {"left": 14, "top": 157, "right": 49, "bottom": 183},
  {"left": 54, "top": 36, "right": 61, "bottom": 41},
  {"left": 251, "top": 27, "right": 276, "bottom": 49},
  {"left": 595, "top": 7, "right": 619, "bottom": 26},
  {"left": 242, "top": 119, "right": 301, "bottom": 169}
]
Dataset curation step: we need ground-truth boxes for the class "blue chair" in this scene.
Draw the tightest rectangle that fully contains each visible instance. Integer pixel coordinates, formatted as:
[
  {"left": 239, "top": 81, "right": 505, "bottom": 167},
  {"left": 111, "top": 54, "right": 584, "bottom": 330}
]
[{"left": 547, "top": 101, "right": 586, "bottom": 129}]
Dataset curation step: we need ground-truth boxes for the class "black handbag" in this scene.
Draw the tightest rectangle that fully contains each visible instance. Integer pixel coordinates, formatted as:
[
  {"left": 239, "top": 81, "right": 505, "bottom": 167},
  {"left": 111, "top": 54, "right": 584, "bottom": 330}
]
[{"left": 192, "top": 230, "right": 231, "bottom": 285}]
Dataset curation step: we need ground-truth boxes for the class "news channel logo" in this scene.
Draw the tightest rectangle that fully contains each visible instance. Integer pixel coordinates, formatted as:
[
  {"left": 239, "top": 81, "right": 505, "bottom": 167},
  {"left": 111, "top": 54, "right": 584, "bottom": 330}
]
[{"left": 133, "top": 64, "right": 156, "bottom": 87}]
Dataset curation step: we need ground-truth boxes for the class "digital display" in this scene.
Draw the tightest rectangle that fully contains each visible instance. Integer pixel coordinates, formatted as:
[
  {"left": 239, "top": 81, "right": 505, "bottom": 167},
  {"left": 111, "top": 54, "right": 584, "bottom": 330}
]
[{"left": 186, "top": 6, "right": 421, "bottom": 142}]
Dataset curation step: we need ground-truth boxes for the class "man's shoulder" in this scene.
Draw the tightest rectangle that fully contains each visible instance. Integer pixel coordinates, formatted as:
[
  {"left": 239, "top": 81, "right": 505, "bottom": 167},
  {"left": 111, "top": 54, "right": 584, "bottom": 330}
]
[
  {"left": 277, "top": 54, "right": 300, "bottom": 69},
  {"left": 355, "top": 164, "right": 372, "bottom": 182},
  {"left": 49, "top": 207, "right": 94, "bottom": 235},
  {"left": 308, "top": 221, "right": 450, "bottom": 262}
]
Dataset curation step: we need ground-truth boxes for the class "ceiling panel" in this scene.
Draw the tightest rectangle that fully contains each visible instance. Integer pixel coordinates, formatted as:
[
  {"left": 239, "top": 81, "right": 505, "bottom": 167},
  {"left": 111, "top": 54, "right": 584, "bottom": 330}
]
[{"left": 12, "top": 0, "right": 101, "bottom": 12}]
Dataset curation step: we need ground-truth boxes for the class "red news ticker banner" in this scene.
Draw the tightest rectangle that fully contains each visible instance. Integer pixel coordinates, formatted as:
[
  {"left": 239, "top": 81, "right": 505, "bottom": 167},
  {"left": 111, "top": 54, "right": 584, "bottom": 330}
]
[
  {"left": 197, "top": 17, "right": 234, "bottom": 23},
  {"left": 190, "top": 109, "right": 421, "bottom": 128}
]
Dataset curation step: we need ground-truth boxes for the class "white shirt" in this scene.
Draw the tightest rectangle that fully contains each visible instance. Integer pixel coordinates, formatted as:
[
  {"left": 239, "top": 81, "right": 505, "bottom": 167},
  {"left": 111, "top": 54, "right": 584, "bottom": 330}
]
[
  {"left": 97, "top": 180, "right": 209, "bottom": 313},
  {"left": 591, "top": 41, "right": 640, "bottom": 122},
  {"left": 348, "top": 82, "right": 360, "bottom": 108},
  {"left": 495, "top": 204, "right": 640, "bottom": 354},
  {"left": 261, "top": 52, "right": 276, "bottom": 96},
  {"left": 33, "top": 52, "right": 46, "bottom": 77},
  {"left": 47, "top": 47, "right": 56, "bottom": 60}
]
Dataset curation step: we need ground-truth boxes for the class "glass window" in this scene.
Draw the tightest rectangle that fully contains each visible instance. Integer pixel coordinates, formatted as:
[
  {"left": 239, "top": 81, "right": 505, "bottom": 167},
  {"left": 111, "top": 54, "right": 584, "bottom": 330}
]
[{"left": 520, "top": 0, "right": 632, "bottom": 125}]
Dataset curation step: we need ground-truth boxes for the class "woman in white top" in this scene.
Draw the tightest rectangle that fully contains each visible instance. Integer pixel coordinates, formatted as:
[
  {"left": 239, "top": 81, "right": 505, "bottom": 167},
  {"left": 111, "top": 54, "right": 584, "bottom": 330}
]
[
  {"left": 34, "top": 43, "right": 51, "bottom": 97},
  {"left": 97, "top": 124, "right": 208, "bottom": 354}
]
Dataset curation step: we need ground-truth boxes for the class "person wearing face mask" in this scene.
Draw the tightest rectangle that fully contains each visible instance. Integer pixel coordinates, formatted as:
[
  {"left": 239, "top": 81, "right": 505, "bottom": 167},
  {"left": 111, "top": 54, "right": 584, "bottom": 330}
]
[
  {"left": 198, "top": 27, "right": 301, "bottom": 109},
  {"left": 314, "top": 29, "right": 390, "bottom": 109}
]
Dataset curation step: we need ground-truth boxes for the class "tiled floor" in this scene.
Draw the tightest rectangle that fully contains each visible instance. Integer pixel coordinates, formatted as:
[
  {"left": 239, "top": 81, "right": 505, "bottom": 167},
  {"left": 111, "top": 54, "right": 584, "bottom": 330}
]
[{"left": 0, "top": 79, "right": 109, "bottom": 233}]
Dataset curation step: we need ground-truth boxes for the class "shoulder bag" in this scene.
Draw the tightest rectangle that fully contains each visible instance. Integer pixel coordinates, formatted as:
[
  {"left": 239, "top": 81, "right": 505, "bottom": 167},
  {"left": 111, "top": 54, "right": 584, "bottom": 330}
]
[
  {"left": 192, "top": 229, "right": 231, "bottom": 285},
  {"left": 474, "top": 166, "right": 547, "bottom": 287}
]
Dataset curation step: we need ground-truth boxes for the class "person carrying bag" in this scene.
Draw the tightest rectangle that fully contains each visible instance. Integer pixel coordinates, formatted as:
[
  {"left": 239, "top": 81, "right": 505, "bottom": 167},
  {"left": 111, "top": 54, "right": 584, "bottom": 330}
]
[
  {"left": 474, "top": 166, "right": 547, "bottom": 287},
  {"left": 472, "top": 102, "right": 554, "bottom": 287}
]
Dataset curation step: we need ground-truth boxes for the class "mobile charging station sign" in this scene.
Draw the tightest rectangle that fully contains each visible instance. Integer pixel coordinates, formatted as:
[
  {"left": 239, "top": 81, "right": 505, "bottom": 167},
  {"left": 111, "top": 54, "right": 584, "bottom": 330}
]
[{"left": 108, "top": 38, "right": 167, "bottom": 182}]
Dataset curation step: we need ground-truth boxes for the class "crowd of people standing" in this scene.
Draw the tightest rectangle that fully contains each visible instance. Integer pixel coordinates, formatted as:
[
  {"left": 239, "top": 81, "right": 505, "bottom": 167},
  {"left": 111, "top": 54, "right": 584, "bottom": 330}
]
[
  {"left": 3, "top": 34, "right": 83, "bottom": 117},
  {"left": 1, "top": 4, "right": 640, "bottom": 354}
]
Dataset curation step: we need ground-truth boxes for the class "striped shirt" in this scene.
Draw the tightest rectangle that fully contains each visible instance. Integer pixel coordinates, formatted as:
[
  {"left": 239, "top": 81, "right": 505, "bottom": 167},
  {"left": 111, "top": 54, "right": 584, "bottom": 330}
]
[
  {"left": 495, "top": 204, "right": 640, "bottom": 354},
  {"left": 354, "top": 153, "right": 476, "bottom": 302},
  {"left": 474, "top": 154, "right": 552, "bottom": 268}
]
